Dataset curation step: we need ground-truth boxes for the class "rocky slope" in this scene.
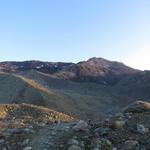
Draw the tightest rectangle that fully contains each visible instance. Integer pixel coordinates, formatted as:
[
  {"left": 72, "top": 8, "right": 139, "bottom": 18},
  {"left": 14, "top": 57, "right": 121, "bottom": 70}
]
[
  {"left": 0, "top": 57, "right": 150, "bottom": 149},
  {"left": 55, "top": 57, "right": 140, "bottom": 85},
  {"left": 115, "top": 70, "right": 150, "bottom": 99},
  {"left": 0, "top": 58, "right": 140, "bottom": 85},
  {"left": 0, "top": 103, "right": 74, "bottom": 150},
  {"left": 0, "top": 72, "right": 114, "bottom": 119},
  {"left": 0, "top": 101, "right": 150, "bottom": 150},
  {"left": 0, "top": 58, "right": 150, "bottom": 120}
]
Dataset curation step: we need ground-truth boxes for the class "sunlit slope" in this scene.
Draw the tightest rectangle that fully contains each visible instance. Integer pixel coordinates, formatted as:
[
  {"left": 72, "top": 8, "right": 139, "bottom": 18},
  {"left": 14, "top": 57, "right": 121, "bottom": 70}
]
[
  {"left": 0, "top": 73, "right": 76, "bottom": 115},
  {"left": 0, "top": 72, "right": 118, "bottom": 119},
  {"left": 16, "top": 70, "right": 124, "bottom": 119},
  {"left": 0, "top": 103, "right": 74, "bottom": 131}
]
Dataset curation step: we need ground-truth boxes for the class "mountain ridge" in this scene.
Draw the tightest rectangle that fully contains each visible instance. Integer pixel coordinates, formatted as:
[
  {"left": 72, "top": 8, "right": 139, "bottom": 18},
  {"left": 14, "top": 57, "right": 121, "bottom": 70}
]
[
  {"left": 0, "top": 57, "right": 141, "bottom": 86},
  {"left": 0, "top": 57, "right": 149, "bottom": 120},
  {"left": 0, "top": 57, "right": 150, "bottom": 149}
]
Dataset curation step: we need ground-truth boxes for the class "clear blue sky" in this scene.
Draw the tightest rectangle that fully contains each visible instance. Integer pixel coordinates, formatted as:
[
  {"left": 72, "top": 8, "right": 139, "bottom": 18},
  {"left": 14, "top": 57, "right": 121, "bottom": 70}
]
[{"left": 0, "top": 0, "right": 150, "bottom": 69}]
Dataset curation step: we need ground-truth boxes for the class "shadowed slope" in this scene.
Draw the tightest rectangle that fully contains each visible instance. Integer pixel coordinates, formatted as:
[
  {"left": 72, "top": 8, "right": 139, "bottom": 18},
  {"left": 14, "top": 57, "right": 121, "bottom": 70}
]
[
  {"left": 0, "top": 58, "right": 150, "bottom": 120},
  {"left": 0, "top": 72, "right": 120, "bottom": 119}
]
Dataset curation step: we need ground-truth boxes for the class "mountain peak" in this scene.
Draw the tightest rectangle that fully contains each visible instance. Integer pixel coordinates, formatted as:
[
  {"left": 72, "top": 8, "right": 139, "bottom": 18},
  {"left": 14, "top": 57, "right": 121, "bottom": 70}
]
[
  {"left": 0, "top": 58, "right": 141, "bottom": 85},
  {"left": 54, "top": 57, "right": 140, "bottom": 85},
  {"left": 87, "top": 57, "right": 125, "bottom": 65}
]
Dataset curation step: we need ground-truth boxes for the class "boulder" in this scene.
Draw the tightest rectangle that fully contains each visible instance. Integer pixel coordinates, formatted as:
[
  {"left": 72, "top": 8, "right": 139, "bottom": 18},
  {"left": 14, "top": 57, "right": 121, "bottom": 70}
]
[
  {"left": 67, "top": 139, "right": 79, "bottom": 146},
  {"left": 94, "top": 127, "right": 111, "bottom": 135},
  {"left": 68, "top": 145, "right": 82, "bottom": 150},
  {"left": 137, "top": 124, "right": 149, "bottom": 134},
  {"left": 72, "top": 120, "right": 88, "bottom": 131},
  {"left": 124, "top": 140, "right": 138, "bottom": 149},
  {"left": 110, "top": 120, "right": 125, "bottom": 129},
  {"left": 23, "top": 147, "right": 32, "bottom": 150},
  {"left": 123, "top": 101, "right": 150, "bottom": 113}
]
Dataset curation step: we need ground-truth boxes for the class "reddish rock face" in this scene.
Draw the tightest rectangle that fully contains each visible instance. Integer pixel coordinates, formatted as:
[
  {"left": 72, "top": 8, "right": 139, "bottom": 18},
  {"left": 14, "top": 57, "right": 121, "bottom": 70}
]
[{"left": 62, "top": 57, "right": 140, "bottom": 85}]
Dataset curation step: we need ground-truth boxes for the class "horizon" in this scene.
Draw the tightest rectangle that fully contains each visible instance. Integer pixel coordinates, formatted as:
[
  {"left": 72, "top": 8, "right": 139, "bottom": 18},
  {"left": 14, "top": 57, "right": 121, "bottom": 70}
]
[
  {"left": 0, "top": 56, "right": 146, "bottom": 71},
  {"left": 0, "top": 0, "right": 150, "bottom": 70}
]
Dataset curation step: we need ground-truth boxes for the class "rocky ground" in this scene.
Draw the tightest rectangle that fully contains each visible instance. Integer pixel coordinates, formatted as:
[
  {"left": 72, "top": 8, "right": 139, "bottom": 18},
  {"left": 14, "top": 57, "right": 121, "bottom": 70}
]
[{"left": 0, "top": 101, "right": 150, "bottom": 150}]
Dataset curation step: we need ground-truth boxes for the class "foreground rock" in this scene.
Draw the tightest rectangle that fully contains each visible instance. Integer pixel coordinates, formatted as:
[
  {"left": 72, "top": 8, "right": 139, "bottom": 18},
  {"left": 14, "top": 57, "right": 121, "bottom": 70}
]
[
  {"left": 0, "top": 101, "right": 150, "bottom": 150},
  {"left": 72, "top": 120, "right": 89, "bottom": 131},
  {"left": 0, "top": 103, "right": 74, "bottom": 150},
  {"left": 137, "top": 124, "right": 149, "bottom": 134},
  {"left": 123, "top": 101, "right": 150, "bottom": 113}
]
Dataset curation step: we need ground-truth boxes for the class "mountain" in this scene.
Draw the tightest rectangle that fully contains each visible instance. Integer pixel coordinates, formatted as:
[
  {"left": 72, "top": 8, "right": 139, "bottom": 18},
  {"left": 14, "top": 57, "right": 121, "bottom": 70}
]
[
  {"left": 0, "top": 57, "right": 149, "bottom": 120},
  {"left": 0, "top": 57, "right": 140, "bottom": 85},
  {"left": 55, "top": 57, "right": 140, "bottom": 85},
  {"left": 0, "top": 72, "right": 92, "bottom": 119},
  {"left": 0, "top": 72, "right": 116, "bottom": 119},
  {"left": 0, "top": 60, "right": 73, "bottom": 74},
  {"left": 0, "top": 57, "right": 150, "bottom": 149}
]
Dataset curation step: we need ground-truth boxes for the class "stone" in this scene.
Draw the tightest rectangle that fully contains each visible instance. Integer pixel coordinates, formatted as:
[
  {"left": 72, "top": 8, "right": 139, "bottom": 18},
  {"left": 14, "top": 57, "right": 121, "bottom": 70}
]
[
  {"left": 112, "top": 147, "right": 117, "bottom": 150},
  {"left": 38, "top": 123, "right": 46, "bottom": 127},
  {"left": 23, "top": 128, "right": 34, "bottom": 133},
  {"left": 137, "top": 124, "right": 149, "bottom": 134},
  {"left": 28, "top": 125, "right": 33, "bottom": 129},
  {"left": 93, "top": 148, "right": 99, "bottom": 150},
  {"left": 80, "top": 141, "right": 84, "bottom": 147},
  {"left": 23, "top": 146, "right": 32, "bottom": 150},
  {"left": 22, "top": 139, "right": 29, "bottom": 146},
  {"left": 72, "top": 120, "right": 88, "bottom": 131},
  {"left": 124, "top": 140, "right": 138, "bottom": 149},
  {"left": 51, "top": 131, "right": 56, "bottom": 136},
  {"left": 0, "top": 139, "right": 4, "bottom": 144},
  {"left": 94, "top": 127, "right": 111, "bottom": 135},
  {"left": 123, "top": 101, "right": 150, "bottom": 113},
  {"left": 6, "top": 128, "right": 22, "bottom": 134},
  {"left": 68, "top": 145, "right": 82, "bottom": 150},
  {"left": 67, "top": 139, "right": 79, "bottom": 146},
  {"left": 59, "top": 144, "right": 64, "bottom": 148},
  {"left": 110, "top": 120, "right": 125, "bottom": 129},
  {"left": 101, "top": 138, "right": 112, "bottom": 149},
  {"left": 65, "top": 126, "right": 70, "bottom": 132}
]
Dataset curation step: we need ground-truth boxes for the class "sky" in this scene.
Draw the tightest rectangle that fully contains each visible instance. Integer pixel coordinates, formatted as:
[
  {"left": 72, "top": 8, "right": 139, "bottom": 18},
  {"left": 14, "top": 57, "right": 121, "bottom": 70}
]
[{"left": 0, "top": 0, "right": 150, "bottom": 70}]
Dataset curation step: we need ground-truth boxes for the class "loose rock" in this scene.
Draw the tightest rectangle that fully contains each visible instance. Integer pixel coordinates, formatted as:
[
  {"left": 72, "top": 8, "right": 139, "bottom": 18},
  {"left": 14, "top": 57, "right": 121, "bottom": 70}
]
[
  {"left": 72, "top": 120, "right": 88, "bottom": 131},
  {"left": 137, "top": 124, "right": 149, "bottom": 134},
  {"left": 68, "top": 145, "right": 82, "bottom": 150},
  {"left": 124, "top": 140, "right": 138, "bottom": 149}
]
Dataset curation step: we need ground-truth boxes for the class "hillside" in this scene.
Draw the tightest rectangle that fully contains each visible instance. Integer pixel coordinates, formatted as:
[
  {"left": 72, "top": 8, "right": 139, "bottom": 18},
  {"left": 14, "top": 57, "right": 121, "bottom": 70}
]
[
  {"left": 0, "top": 57, "right": 140, "bottom": 85},
  {"left": 0, "top": 103, "right": 74, "bottom": 129},
  {"left": 0, "top": 103, "right": 74, "bottom": 150},
  {"left": 0, "top": 72, "right": 117, "bottom": 119},
  {"left": 0, "top": 58, "right": 150, "bottom": 149},
  {"left": 0, "top": 58, "right": 150, "bottom": 120},
  {"left": 0, "top": 73, "right": 98, "bottom": 119},
  {"left": 55, "top": 57, "right": 140, "bottom": 85},
  {"left": 0, "top": 72, "right": 61, "bottom": 105},
  {"left": 115, "top": 70, "right": 150, "bottom": 99}
]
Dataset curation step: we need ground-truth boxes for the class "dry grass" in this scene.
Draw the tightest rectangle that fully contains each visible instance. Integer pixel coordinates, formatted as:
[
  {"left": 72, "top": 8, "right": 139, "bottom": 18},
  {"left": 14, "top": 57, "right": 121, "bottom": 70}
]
[
  {"left": 0, "top": 103, "right": 75, "bottom": 131},
  {"left": 17, "top": 76, "right": 54, "bottom": 96}
]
